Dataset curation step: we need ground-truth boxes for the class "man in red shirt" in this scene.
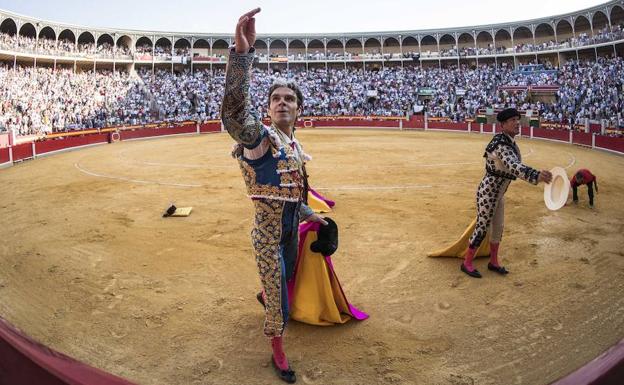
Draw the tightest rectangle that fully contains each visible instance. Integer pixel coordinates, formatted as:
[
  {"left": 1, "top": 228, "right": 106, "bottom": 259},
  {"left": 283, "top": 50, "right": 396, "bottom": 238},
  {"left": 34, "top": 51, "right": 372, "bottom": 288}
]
[{"left": 571, "top": 169, "right": 597, "bottom": 208}]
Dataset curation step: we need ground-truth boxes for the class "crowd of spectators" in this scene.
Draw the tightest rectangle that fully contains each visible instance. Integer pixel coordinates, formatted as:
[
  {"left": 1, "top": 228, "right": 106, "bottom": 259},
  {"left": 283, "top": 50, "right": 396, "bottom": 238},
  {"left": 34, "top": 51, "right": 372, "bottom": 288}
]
[
  {"left": 0, "top": 53, "right": 622, "bottom": 136},
  {"left": 0, "top": 34, "right": 136, "bottom": 58},
  {"left": 0, "top": 65, "right": 149, "bottom": 135}
]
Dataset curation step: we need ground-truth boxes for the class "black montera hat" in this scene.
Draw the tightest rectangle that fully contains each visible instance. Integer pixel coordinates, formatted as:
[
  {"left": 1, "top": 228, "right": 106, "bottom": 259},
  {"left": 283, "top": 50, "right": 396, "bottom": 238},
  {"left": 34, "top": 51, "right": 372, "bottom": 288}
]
[
  {"left": 496, "top": 108, "right": 521, "bottom": 123},
  {"left": 163, "top": 204, "right": 177, "bottom": 217},
  {"left": 310, "top": 217, "right": 338, "bottom": 257}
]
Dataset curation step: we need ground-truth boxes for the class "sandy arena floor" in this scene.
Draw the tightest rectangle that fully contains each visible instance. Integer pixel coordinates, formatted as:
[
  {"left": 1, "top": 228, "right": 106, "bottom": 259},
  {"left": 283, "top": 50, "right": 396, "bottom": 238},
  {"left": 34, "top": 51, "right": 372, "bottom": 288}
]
[{"left": 1, "top": 129, "right": 623, "bottom": 385}]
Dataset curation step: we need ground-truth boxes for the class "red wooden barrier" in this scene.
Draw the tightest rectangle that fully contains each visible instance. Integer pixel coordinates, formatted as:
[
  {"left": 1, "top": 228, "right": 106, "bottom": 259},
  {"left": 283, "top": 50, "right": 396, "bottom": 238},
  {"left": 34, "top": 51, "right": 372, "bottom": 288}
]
[
  {"left": 35, "top": 134, "right": 109, "bottom": 155},
  {"left": 199, "top": 122, "right": 221, "bottom": 133},
  {"left": 550, "top": 338, "right": 624, "bottom": 385},
  {"left": 572, "top": 131, "right": 593, "bottom": 147},
  {"left": 595, "top": 135, "right": 624, "bottom": 154},
  {"left": 12, "top": 143, "right": 34, "bottom": 162},
  {"left": 311, "top": 119, "right": 399, "bottom": 128},
  {"left": 119, "top": 124, "right": 196, "bottom": 140},
  {"left": 0, "top": 316, "right": 137, "bottom": 385},
  {"left": 427, "top": 121, "right": 469, "bottom": 131},
  {"left": 533, "top": 128, "right": 570, "bottom": 142},
  {"left": 0, "top": 147, "right": 9, "bottom": 164},
  {"left": 3, "top": 120, "right": 624, "bottom": 168},
  {"left": 482, "top": 123, "right": 494, "bottom": 133},
  {"left": 403, "top": 116, "right": 425, "bottom": 129}
]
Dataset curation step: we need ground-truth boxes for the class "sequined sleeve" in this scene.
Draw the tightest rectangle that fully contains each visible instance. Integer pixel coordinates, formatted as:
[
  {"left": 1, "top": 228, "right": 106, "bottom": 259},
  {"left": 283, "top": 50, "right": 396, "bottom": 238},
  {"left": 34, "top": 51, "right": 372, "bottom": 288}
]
[
  {"left": 299, "top": 203, "right": 314, "bottom": 222},
  {"left": 221, "top": 48, "right": 264, "bottom": 147},
  {"left": 493, "top": 145, "right": 540, "bottom": 185}
]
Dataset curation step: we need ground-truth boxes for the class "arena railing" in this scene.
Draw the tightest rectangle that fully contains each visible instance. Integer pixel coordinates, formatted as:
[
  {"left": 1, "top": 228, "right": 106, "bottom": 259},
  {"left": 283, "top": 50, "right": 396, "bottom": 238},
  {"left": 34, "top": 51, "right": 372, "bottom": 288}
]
[{"left": 2, "top": 115, "right": 622, "bottom": 166}]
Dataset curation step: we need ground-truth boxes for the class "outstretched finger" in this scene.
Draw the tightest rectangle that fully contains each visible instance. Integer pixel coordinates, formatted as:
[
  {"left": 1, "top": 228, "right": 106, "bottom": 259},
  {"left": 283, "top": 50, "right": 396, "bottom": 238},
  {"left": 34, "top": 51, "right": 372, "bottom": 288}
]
[
  {"left": 240, "top": 7, "right": 261, "bottom": 21},
  {"left": 247, "top": 7, "right": 261, "bottom": 17}
]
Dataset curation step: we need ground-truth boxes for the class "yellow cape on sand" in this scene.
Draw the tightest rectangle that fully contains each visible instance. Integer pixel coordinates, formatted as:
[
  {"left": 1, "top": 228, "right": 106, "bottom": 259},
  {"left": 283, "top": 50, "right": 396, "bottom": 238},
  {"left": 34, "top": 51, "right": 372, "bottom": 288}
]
[
  {"left": 290, "top": 231, "right": 352, "bottom": 325},
  {"left": 427, "top": 217, "right": 491, "bottom": 258},
  {"left": 307, "top": 191, "right": 333, "bottom": 213}
]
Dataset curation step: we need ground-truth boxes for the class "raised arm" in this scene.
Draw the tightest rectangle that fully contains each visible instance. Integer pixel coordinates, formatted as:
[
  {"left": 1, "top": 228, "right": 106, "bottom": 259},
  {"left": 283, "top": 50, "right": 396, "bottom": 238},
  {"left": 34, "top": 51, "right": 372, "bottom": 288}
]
[{"left": 220, "top": 8, "right": 265, "bottom": 147}]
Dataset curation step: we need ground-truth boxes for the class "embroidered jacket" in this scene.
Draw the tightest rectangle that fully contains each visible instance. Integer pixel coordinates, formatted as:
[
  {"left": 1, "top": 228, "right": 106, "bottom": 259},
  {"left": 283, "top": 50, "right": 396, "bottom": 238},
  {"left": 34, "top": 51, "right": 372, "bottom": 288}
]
[
  {"left": 483, "top": 133, "right": 540, "bottom": 184},
  {"left": 221, "top": 48, "right": 314, "bottom": 217}
]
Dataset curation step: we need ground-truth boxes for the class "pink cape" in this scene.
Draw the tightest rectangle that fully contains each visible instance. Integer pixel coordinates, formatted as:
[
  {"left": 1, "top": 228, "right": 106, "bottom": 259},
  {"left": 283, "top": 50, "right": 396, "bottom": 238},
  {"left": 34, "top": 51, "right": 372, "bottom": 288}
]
[{"left": 309, "top": 188, "right": 335, "bottom": 208}]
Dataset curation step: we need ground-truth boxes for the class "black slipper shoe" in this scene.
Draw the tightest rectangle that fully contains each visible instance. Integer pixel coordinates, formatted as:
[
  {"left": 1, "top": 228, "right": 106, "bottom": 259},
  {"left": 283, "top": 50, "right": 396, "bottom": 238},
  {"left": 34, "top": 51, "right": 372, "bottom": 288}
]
[
  {"left": 487, "top": 263, "right": 509, "bottom": 275},
  {"left": 461, "top": 263, "right": 482, "bottom": 278},
  {"left": 256, "top": 292, "right": 265, "bottom": 308},
  {"left": 271, "top": 355, "right": 296, "bottom": 383}
]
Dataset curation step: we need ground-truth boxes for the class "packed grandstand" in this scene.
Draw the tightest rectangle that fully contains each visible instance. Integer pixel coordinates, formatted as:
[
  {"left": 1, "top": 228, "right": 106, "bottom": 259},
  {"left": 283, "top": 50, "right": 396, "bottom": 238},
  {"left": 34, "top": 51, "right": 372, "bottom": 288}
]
[{"left": 0, "top": 0, "right": 623, "bottom": 138}]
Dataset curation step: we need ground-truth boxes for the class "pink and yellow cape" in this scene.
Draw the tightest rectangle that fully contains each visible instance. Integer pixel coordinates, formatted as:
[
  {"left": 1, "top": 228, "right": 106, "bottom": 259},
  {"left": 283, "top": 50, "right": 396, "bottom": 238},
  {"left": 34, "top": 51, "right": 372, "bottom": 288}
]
[{"left": 286, "top": 189, "right": 368, "bottom": 325}]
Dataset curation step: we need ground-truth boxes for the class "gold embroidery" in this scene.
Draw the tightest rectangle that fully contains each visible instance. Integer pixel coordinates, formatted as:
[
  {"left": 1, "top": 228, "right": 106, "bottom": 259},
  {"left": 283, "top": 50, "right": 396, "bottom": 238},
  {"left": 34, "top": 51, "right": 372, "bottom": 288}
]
[
  {"left": 238, "top": 155, "right": 304, "bottom": 201},
  {"left": 251, "top": 199, "right": 286, "bottom": 337}
]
